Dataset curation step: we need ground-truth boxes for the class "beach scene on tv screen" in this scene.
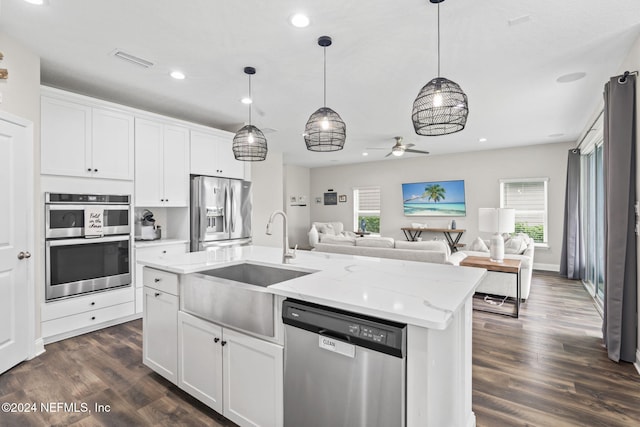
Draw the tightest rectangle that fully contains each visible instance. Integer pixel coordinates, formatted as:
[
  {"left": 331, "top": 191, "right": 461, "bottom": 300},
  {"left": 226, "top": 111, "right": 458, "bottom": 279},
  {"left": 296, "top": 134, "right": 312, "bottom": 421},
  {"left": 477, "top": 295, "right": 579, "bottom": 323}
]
[{"left": 402, "top": 180, "right": 466, "bottom": 216}]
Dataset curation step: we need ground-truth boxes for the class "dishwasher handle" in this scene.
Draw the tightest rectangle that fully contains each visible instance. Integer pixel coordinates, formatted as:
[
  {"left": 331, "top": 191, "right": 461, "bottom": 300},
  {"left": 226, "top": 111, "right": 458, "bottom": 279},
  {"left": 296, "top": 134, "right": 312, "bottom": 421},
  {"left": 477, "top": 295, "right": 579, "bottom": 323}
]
[{"left": 318, "top": 329, "right": 351, "bottom": 343}]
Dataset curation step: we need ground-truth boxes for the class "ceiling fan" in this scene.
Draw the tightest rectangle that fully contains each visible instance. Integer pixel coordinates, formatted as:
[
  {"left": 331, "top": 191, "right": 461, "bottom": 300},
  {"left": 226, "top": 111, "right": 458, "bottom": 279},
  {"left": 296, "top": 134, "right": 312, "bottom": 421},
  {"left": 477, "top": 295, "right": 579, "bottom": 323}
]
[{"left": 368, "top": 137, "right": 430, "bottom": 158}]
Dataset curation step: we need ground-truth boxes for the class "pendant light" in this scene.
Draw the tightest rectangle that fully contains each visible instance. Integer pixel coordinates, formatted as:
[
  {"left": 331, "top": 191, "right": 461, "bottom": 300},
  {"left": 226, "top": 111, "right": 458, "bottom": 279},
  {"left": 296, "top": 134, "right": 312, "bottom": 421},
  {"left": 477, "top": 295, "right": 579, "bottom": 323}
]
[
  {"left": 412, "top": 0, "right": 468, "bottom": 136},
  {"left": 304, "top": 36, "right": 346, "bottom": 152},
  {"left": 233, "top": 66, "right": 268, "bottom": 161}
]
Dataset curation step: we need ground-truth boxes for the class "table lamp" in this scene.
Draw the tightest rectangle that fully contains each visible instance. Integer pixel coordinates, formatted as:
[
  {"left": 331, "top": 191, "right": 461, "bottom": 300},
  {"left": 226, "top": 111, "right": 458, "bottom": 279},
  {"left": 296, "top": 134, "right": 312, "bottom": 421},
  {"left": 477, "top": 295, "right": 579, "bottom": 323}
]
[{"left": 478, "top": 208, "right": 515, "bottom": 263}]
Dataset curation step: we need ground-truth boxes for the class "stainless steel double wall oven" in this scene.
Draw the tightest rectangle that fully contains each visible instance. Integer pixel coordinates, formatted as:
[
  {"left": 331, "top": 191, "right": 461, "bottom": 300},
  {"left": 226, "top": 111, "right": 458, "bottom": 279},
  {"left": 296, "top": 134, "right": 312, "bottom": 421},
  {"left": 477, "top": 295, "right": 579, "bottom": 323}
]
[{"left": 45, "top": 193, "right": 132, "bottom": 300}]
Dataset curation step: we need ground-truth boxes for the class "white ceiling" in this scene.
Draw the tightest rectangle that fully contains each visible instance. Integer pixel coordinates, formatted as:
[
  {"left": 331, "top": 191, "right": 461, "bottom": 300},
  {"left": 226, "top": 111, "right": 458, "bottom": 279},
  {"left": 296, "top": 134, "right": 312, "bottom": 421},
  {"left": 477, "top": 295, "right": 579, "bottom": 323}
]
[{"left": 2, "top": 0, "right": 640, "bottom": 168}]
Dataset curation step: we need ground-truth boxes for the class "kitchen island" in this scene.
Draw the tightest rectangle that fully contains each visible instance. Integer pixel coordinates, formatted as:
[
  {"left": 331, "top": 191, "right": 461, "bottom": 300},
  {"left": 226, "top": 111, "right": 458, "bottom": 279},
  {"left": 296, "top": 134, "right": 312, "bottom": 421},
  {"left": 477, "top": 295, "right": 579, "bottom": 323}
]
[{"left": 139, "top": 245, "right": 485, "bottom": 427}]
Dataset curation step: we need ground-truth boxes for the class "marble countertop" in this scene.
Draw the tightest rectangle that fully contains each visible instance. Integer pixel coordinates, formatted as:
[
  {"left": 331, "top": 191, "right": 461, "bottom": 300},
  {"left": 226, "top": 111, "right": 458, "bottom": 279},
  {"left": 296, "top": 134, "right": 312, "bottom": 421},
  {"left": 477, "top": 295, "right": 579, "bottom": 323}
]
[{"left": 138, "top": 245, "right": 486, "bottom": 329}]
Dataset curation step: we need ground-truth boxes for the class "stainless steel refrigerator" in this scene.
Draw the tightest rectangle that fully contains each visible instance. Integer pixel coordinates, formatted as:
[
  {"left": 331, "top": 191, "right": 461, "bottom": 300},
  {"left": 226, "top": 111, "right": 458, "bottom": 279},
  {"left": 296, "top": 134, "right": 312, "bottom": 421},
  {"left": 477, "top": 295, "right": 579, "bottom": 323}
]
[{"left": 190, "top": 175, "right": 252, "bottom": 251}]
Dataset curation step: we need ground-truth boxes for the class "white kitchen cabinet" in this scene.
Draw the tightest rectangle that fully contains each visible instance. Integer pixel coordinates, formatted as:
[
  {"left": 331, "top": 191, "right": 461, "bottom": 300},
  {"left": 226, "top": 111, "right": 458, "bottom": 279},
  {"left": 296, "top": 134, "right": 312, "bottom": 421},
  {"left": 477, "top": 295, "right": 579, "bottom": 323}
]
[
  {"left": 190, "top": 129, "right": 246, "bottom": 180},
  {"left": 178, "top": 312, "right": 224, "bottom": 412},
  {"left": 143, "top": 268, "right": 179, "bottom": 384},
  {"left": 178, "top": 312, "right": 283, "bottom": 427},
  {"left": 134, "top": 241, "right": 188, "bottom": 313},
  {"left": 41, "top": 96, "right": 134, "bottom": 180},
  {"left": 135, "top": 118, "right": 189, "bottom": 206}
]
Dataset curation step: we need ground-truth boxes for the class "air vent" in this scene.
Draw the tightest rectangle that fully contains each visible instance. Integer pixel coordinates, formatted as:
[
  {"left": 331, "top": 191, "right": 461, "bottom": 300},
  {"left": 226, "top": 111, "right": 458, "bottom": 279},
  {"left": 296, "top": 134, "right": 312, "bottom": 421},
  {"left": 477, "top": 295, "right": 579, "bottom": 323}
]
[{"left": 111, "top": 49, "right": 154, "bottom": 68}]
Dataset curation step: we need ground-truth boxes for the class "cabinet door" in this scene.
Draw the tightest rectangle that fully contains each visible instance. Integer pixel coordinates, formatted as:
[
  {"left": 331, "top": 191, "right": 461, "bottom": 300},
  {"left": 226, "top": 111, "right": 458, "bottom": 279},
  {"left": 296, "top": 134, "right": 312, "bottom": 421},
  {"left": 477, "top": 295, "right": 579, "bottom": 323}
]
[
  {"left": 190, "top": 130, "right": 218, "bottom": 176},
  {"left": 41, "top": 96, "right": 91, "bottom": 177},
  {"left": 178, "top": 312, "right": 223, "bottom": 413},
  {"left": 92, "top": 107, "right": 134, "bottom": 180},
  {"left": 223, "top": 328, "right": 283, "bottom": 427},
  {"left": 162, "top": 125, "right": 189, "bottom": 206},
  {"left": 143, "top": 286, "right": 178, "bottom": 384},
  {"left": 215, "top": 136, "right": 245, "bottom": 180},
  {"left": 135, "top": 118, "right": 164, "bottom": 206}
]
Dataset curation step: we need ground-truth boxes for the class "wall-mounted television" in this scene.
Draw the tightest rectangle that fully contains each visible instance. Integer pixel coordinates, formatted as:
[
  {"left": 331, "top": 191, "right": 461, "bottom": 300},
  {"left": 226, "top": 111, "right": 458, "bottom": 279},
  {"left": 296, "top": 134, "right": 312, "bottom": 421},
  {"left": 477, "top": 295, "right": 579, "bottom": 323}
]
[{"left": 402, "top": 180, "right": 466, "bottom": 217}]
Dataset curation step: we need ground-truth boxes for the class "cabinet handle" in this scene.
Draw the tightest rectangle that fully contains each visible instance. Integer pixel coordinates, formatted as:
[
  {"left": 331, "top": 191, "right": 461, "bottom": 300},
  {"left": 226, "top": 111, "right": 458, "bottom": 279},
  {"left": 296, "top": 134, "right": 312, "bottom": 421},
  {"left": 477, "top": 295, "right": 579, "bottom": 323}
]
[
  {"left": 221, "top": 340, "right": 227, "bottom": 346},
  {"left": 87, "top": 168, "right": 92, "bottom": 172},
  {"left": 91, "top": 302, "right": 95, "bottom": 306},
  {"left": 94, "top": 168, "right": 98, "bottom": 172},
  {"left": 162, "top": 250, "right": 167, "bottom": 254},
  {"left": 214, "top": 338, "right": 220, "bottom": 343},
  {"left": 154, "top": 292, "right": 161, "bottom": 297},
  {"left": 154, "top": 278, "right": 160, "bottom": 283},
  {"left": 91, "top": 316, "right": 96, "bottom": 320}
]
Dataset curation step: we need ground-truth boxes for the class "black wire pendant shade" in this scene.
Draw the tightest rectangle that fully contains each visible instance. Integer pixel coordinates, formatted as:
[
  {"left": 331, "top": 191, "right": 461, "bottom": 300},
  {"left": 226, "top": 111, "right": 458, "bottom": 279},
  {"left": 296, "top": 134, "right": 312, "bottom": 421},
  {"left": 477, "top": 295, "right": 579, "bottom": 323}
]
[
  {"left": 412, "top": 0, "right": 468, "bottom": 136},
  {"left": 305, "top": 36, "right": 346, "bottom": 152},
  {"left": 233, "top": 66, "right": 268, "bottom": 161}
]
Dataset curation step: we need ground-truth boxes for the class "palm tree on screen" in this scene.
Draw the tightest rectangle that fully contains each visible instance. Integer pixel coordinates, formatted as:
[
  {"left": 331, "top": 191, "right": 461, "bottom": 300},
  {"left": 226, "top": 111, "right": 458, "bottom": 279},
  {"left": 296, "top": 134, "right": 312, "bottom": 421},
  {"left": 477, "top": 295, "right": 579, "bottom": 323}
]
[{"left": 423, "top": 184, "right": 446, "bottom": 203}]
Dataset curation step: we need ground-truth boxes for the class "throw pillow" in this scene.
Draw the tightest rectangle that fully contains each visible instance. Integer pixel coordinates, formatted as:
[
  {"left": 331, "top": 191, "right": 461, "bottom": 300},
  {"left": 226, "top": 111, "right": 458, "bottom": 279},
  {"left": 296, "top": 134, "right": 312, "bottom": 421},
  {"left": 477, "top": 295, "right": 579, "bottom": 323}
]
[
  {"left": 504, "top": 236, "right": 527, "bottom": 254},
  {"left": 316, "top": 223, "right": 336, "bottom": 236},
  {"left": 308, "top": 224, "right": 319, "bottom": 247},
  {"left": 469, "top": 237, "right": 489, "bottom": 252},
  {"left": 356, "top": 237, "right": 395, "bottom": 248},
  {"left": 320, "top": 235, "right": 356, "bottom": 245}
]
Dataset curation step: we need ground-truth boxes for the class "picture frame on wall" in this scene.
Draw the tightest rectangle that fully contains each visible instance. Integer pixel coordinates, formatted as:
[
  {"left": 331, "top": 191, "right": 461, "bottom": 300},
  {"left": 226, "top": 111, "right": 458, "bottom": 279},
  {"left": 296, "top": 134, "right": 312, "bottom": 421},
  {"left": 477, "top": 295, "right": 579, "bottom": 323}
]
[
  {"left": 324, "top": 192, "right": 338, "bottom": 205},
  {"left": 338, "top": 194, "right": 347, "bottom": 203}
]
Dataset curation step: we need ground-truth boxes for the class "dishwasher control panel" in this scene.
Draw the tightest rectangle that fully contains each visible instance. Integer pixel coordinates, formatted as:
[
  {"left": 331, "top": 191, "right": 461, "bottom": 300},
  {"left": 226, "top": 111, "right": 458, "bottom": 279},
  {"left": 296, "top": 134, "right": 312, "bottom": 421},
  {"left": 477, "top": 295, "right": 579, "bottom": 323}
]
[{"left": 283, "top": 299, "right": 406, "bottom": 357}]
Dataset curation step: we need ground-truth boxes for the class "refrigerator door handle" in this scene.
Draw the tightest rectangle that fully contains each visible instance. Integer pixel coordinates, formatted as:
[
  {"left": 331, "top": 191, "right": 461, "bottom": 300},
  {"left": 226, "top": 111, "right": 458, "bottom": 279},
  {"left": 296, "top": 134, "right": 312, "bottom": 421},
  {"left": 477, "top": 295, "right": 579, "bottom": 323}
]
[
  {"left": 230, "top": 186, "right": 236, "bottom": 232},
  {"left": 224, "top": 186, "right": 229, "bottom": 233}
]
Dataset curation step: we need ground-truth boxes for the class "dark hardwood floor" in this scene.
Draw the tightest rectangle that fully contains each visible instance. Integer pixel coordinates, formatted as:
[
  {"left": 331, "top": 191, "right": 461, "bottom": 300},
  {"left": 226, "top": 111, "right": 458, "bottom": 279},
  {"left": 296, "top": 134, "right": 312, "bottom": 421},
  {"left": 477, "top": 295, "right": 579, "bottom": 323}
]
[{"left": 1, "top": 272, "right": 638, "bottom": 426}]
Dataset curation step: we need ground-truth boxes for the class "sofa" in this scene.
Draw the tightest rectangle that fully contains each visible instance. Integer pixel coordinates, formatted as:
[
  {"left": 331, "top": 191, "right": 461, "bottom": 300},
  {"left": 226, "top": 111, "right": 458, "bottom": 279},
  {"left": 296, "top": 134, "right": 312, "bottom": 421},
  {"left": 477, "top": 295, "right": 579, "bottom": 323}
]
[
  {"left": 461, "top": 233, "right": 535, "bottom": 300},
  {"left": 308, "top": 221, "right": 466, "bottom": 265}
]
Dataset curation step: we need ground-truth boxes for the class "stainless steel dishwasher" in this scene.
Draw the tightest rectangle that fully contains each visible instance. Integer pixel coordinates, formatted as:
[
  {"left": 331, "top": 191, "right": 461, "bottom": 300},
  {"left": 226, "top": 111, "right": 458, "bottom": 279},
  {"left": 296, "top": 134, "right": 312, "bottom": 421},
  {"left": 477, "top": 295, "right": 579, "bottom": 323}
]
[{"left": 282, "top": 299, "right": 406, "bottom": 427}]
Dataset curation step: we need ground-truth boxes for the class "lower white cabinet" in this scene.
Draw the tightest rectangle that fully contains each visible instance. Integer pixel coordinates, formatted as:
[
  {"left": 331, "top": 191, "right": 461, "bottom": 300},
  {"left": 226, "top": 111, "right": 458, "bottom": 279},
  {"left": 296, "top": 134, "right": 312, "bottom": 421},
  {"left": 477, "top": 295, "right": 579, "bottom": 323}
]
[
  {"left": 178, "top": 311, "right": 283, "bottom": 427},
  {"left": 143, "top": 276, "right": 179, "bottom": 384}
]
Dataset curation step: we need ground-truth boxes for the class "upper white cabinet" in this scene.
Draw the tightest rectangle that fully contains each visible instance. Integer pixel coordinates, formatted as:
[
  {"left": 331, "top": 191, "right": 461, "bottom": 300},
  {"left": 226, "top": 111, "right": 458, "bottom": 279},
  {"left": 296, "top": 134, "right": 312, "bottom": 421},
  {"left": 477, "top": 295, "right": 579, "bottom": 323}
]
[
  {"left": 41, "top": 96, "right": 134, "bottom": 180},
  {"left": 190, "top": 130, "right": 246, "bottom": 180},
  {"left": 135, "top": 118, "right": 189, "bottom": 207}
]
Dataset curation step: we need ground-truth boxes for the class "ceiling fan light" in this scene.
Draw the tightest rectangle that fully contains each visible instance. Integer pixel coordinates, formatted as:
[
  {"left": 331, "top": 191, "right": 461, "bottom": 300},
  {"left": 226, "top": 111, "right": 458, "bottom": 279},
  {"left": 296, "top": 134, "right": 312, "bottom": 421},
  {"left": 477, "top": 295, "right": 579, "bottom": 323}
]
[{"left": 392, "top": 147, "right": 404, "bottom": 156}]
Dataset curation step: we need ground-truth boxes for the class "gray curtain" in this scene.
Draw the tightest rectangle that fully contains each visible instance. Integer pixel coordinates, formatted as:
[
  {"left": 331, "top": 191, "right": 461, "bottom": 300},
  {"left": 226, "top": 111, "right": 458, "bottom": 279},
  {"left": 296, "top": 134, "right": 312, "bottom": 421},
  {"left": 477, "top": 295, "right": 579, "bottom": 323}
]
[
  {"left": 560, "top": 149, "right": 584, "bottom": 279},
  {"left": 602, "top": 73, "right": 637, "bottom": 363}
]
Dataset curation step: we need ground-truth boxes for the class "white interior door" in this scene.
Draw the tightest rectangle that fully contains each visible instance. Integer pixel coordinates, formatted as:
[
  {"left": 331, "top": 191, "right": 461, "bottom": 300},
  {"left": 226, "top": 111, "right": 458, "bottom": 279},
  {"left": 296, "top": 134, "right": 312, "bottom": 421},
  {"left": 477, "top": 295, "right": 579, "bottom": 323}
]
[{"left": 0, "top": 114, "right": 32, "bottom": 374}]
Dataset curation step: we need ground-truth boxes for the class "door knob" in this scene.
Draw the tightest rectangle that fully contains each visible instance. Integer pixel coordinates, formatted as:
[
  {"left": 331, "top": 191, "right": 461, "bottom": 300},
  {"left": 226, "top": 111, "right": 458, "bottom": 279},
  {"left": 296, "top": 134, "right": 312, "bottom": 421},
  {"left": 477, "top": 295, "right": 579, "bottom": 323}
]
[
  {"left": 17, "top": 251, "right": 30, "bottom": 260},
  {"left": 24, "top": 251, "right": 31, "bottom": 258}
]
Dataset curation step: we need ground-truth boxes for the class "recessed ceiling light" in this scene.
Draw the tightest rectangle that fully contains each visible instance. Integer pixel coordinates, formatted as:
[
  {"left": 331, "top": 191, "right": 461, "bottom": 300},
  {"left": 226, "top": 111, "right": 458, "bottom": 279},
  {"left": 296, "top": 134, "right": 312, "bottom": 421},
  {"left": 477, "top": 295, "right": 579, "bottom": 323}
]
[
  {"left": 290, "top": 13, "right": 310, "bottom": 28},
  {"left": 170, "top": 70, "right": 186, "bottom": 80},
  {"left": 241, "top": 97, "right": 253, "bottom": 105},
  {"left": 479, "top": 137, "right": 487, "bottom": 142},
  {"left": 23, "top": 0, "right": 46, "bottom": 5},
  {"left": 362, "top": 152, "right": 369, "bottom": 156},
  {"left": 557, "top": 72, "right": 586, "bottom": 83}
]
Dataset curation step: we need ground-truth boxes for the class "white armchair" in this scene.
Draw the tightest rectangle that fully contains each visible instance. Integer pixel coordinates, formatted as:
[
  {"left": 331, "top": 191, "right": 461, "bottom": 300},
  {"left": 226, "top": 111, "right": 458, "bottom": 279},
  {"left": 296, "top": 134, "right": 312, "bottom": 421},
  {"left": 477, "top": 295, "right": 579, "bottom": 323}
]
[{"left": 308, "top": 222, "right": 356, "bottom": 248}]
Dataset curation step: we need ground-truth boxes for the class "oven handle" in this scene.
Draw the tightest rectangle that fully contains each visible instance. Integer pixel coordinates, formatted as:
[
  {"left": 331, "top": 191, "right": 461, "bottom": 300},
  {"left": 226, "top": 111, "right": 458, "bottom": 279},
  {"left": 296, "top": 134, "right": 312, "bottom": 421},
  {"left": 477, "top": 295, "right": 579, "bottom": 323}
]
[
  {"left": 46, "top": 204, "right": 130, "bottom": 211},
  {"left": 47, "top": 235, "right": 130, "bottom": 247}
]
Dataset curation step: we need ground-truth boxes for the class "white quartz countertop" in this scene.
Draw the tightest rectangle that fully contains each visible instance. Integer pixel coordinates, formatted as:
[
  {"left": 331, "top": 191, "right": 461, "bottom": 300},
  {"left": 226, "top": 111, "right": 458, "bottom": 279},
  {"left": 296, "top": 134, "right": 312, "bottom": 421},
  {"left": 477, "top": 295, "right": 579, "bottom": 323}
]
[{"left": 138, "top": 245, "right": 486, "bottom": 329}]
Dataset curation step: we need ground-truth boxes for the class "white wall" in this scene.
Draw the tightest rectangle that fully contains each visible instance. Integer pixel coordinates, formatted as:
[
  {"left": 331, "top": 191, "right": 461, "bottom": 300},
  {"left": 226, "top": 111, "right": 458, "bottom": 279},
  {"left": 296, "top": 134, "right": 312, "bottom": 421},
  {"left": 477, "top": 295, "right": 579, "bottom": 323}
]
[
  {"left": 250, "top": 151, "right": 285, "bottom": 247},
  {"left": 614, "top": 33, "right": 640, "bottom": 371},
  {"left": 284, "top": 165, "right": 311, "bottom": 249},
  {"left": 310, "top": 141, "right": 574, "bottom": 269},
  {"left": 0, "top": 32, "right": 42, "bottom": 341}
]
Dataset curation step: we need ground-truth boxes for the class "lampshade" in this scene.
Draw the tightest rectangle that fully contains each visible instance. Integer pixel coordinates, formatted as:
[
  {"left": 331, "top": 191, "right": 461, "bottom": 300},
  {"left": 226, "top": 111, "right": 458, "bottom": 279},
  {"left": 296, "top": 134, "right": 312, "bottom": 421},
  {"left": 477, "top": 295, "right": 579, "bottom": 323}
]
[
  {"left": 233, "top": 66, "right": 268, "bottom": 161},
  {"left": 478, "top": 208, "right": 515, "bottom": 233},
  {"left": 304, "top": 107, "right": 346, "bottom": 151},
  {"left": 232, "top": 125, "right": 268, "bottom": 161},
  {"left": 412, "top": 0, "right": 469, "bottom": 136},
  {"left": 304, "top": 36, "right": 346, "bottom": 152},
  {"left": 412, "top": 77, "right": 469, "bottom": 136}
]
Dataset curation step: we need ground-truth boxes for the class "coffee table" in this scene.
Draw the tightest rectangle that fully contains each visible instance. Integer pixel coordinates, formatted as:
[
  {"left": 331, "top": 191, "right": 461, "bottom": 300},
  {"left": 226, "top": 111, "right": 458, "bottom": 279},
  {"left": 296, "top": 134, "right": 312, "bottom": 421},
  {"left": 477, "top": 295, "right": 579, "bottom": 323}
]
[{"left": 459, "top": 256, "right": 522, "bottom": 318}]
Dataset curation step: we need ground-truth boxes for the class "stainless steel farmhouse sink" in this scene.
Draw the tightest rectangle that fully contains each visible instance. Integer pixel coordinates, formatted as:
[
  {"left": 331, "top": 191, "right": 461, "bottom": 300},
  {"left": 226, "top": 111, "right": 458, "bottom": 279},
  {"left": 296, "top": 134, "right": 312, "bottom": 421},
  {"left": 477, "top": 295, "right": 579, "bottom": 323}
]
[
  {"left": 199, "top": 262, "right": 313, "bottom": 287},
  {"left": 181, "top": 262, "right": 316, "bottom": 338}
]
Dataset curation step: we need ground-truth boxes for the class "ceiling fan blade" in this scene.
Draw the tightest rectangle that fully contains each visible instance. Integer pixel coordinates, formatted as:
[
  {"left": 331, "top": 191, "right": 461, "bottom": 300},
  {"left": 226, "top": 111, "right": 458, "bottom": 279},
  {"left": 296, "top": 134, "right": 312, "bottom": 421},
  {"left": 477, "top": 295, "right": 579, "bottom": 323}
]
[
  {"left": 384, "top": 152, "right": 394, "bottom": 158},
  {"left": 404, "top": 149, "right": 430, "bottom": 155},
  {"left": 405, "top": 143, "right": 415, "bottom": 148},
  {"left": 366, "top": 147, "right": 389, "bottom": 150}
]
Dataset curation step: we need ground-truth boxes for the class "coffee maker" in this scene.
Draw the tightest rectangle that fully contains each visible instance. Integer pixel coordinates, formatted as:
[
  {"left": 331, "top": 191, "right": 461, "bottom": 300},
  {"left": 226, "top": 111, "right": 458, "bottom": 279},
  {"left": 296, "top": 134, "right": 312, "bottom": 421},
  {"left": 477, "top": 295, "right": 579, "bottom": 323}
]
[{"left": 135, "top": 209, "right": 161, "bottom": 240}]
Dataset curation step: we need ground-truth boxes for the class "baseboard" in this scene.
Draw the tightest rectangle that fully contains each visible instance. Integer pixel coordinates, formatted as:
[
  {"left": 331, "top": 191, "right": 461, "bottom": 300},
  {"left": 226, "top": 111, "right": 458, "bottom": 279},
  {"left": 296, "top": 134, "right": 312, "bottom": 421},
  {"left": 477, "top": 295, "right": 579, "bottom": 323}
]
[
  {"left": 28, "top": 338, "right": 46, "bottom": 360},
  {"left": 635, "top": 349, "right": 640, "bottom": 376},
  {"left": 43, "top": 313, "right": 142, "bottom": 345},
  {"left": 533, "top": 263, "right": 559, "bottom": 272}
]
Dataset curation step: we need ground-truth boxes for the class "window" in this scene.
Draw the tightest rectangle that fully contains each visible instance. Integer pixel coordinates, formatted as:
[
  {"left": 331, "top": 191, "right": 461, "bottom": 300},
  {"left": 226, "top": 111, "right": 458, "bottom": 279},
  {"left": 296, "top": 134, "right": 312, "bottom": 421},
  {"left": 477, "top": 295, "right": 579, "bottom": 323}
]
[
  {"left": 353, "top": 187, "right": 380, "bottom": 233},
  {"left": 500, "top": 178, "right": 548, "bottom": 245}
]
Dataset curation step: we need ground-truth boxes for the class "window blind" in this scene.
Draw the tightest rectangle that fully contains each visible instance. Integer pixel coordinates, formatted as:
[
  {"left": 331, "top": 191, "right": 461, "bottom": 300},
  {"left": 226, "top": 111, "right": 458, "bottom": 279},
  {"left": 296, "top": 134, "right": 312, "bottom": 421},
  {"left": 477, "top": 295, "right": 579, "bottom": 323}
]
[{"left": 357, "top": 187, "right": 380, "bottom": 212}]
